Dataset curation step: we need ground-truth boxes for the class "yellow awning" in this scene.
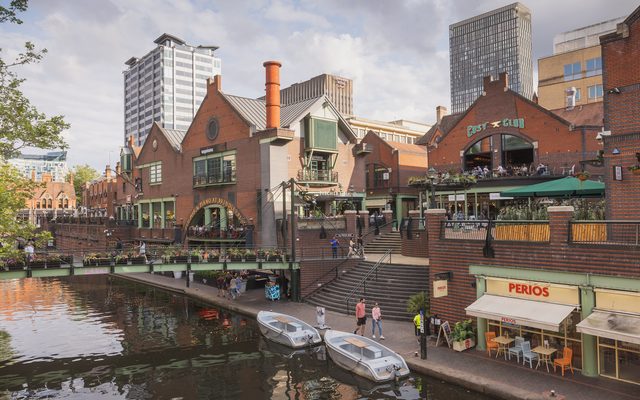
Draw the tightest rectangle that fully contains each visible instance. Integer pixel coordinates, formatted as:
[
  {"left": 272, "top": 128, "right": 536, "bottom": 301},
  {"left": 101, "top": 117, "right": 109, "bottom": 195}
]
[{"left": 366, "top": 198, "right": 389, "bottom": 208}]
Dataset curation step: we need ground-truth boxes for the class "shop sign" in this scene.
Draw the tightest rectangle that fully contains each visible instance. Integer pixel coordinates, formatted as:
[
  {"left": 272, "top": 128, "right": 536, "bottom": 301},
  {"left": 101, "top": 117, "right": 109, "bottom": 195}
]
[
  {"left": 595, "top": 289, "right": 640, "bottom": 314},
  {"left": 448, "top": 194, "right": 466, "bottom": 201},
  {"left": 486, "top": 277, "right": 579, "bottom": 305},
  {"left": 489, "top": 193, "right": 513, "bottom": 200},
  {"left": 433, "top": 280, "right": 448, "bottom": 298},
  {"left": 467, "top": 118, "right": 525, "bottom": 137}
]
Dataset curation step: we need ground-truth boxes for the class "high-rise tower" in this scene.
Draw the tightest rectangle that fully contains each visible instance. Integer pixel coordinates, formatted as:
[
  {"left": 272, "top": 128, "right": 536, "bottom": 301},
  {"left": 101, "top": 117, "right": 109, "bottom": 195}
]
[
  {"left": 123, "top": 33, "right": 221, "bottom": 146},
  {"left": 449, "top": 3, "right": 533, "bottom": 113}
]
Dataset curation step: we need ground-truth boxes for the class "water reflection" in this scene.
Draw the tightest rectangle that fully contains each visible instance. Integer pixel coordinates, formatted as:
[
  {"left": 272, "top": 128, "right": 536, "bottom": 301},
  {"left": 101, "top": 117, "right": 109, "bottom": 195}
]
[{"left": 0, "top": 276, "right": 492, "bottom": 399}]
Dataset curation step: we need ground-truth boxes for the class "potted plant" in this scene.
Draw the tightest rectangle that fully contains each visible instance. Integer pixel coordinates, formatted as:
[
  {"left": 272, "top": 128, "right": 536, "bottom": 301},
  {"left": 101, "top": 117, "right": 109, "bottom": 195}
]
[
  {"left": 244, "top": 248, "right": 256, "bottom": 262},
  {"left": 114, "top": 254, "right": 129, "bottom": 265},
  {"left": 451, "top": 319, "right": 476, "bottom": 352},
  {"left": 406, "top": 291, "right": 430, "bottom": 315},
  {"left": 228, "top": 247, "right": 243, "bottom": 262},
  {"left": 628, "top": 165, "right": 640, "bottom": 175},
  {"left": 189, "top": 249, "right": 201, "bottom": 263},
  {"left": 575, "top": 170, "right": 590, "bottom": 181}
]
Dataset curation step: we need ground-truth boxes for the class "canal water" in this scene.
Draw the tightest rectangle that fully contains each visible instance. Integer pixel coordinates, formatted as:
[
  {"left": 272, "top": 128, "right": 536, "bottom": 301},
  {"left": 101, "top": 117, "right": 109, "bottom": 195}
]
[{"left": 0, "top": 276, "right": 494, "bottom": 399}]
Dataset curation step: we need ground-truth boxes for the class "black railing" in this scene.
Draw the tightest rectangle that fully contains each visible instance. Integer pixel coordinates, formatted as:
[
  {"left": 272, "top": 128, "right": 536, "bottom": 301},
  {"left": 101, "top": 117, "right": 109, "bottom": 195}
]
[
  {"left": 345, "top": 249, "right": 392, "bottom": 315},
  {"left": 301, "top": 257, "right": 352, "bottom": 298},
  {"left": 440, "top": 220, "right": 550, "bottom": 242},
  {"left": 570, "top": 220, "right": 640, "bottom": 246}
]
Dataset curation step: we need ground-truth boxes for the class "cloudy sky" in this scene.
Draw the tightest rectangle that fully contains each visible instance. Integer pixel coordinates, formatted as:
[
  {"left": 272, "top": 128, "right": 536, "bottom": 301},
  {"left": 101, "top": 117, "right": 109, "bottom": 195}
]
[{"left": 1, "top": 0, "right": 636, "bottom": 171}]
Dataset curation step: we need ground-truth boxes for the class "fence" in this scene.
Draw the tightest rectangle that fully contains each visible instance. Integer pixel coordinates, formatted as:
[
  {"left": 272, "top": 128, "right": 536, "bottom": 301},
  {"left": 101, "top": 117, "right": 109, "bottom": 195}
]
[
  {"left": 440, "top": 220, "right": 551, "bottom": 242},
  {"left": 570, "top": 221, "right": 640, "bottom": 246}
]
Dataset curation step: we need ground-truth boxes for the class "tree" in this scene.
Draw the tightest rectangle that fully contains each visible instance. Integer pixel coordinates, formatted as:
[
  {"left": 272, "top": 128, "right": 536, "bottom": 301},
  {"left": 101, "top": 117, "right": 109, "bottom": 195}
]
[
  {"left": 69, "top": 164, "right": 99, "bottom": 202},
  {"left": 0, "top": 1, "right": 67, "bottom": 259}
]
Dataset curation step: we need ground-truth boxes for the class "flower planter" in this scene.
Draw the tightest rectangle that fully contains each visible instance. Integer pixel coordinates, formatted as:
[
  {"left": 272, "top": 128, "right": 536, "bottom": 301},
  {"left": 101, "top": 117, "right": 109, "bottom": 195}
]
[
  {"left": 171, "top": 256, "right": 189, "bottom": 263},
  {"left": 452, "top": 338, "right": 475, "bottom": 352},
  {"left": 30, "top": 261, "right": 47, "bottom": 269}
]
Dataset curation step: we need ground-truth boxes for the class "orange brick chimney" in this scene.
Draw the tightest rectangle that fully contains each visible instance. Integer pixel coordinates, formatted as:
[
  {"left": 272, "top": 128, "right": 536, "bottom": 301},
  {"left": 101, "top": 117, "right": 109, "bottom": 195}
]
[{"left": 263, "top": 61, "right": 282, "bottom": 129}]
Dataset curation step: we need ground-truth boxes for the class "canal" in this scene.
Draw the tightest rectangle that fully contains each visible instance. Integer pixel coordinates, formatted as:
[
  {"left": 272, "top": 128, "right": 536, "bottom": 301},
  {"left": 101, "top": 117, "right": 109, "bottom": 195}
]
[{"left": 0, "top": 276, "right": 494, "bottom": 399}]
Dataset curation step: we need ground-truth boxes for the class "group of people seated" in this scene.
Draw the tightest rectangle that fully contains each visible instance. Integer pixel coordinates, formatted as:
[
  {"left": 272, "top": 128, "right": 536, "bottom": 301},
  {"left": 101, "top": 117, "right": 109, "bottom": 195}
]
[{"left": 468, "top": 163, "right": 550, "bottom": 178}]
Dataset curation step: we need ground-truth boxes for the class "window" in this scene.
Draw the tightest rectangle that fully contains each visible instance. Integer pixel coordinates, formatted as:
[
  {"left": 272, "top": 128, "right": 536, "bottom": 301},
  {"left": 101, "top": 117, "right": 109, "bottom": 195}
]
[
  {"left": 563, "top": 62, "right": 581, "bottom": 81},
  {"left": 150, "top": 163, "right": 162, "bottom": 184},
  {"left": 585, "top": 57, "right": 602, "bottom": 77},
  {"left": 588, "top": 84, "right": 603, "bottom": 99},
  {"left": 575, "top": 88, "right": 581, "bottom": 101},
  {"left": 193, "top": 151, "right": 236, "bottom": 187}
]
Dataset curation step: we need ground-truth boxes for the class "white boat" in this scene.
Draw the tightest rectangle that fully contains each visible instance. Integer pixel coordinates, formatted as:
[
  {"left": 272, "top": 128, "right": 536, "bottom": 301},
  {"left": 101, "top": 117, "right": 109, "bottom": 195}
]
[
  {"left": 257, "top": 311, "right": 322, "bottom": 349},
  {"left": 324, "top": 330, "right": 410, "bottom": 383}
]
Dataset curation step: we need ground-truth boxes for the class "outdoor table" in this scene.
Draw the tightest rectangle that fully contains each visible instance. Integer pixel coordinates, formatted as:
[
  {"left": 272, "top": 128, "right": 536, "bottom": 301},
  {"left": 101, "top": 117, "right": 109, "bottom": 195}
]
[
  {"left": 493, "top": 336, "right": 514, "bottom": 360},
  {"left": 532, "top": 346, "right": 557, "bottom": 372}
]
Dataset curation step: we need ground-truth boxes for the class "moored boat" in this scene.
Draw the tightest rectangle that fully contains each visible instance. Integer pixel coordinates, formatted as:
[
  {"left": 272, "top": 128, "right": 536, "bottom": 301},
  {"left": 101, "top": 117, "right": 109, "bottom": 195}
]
[
  {"left": 257, "top": 311, "right": 322, "bottom": 348},
  {"left": 324, "top": 330, "right": 410, "bottom": 382}
]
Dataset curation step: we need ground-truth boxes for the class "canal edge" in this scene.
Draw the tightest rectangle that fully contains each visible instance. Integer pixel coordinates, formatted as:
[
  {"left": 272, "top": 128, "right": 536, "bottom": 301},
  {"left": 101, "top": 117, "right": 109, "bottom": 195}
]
[{"left": 113, "top": 273, "right": 544, "bottom": 400}]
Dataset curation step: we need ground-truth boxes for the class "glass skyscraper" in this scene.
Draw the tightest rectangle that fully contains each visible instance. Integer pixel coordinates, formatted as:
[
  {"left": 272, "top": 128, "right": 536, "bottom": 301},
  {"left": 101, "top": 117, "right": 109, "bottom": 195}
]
[
  {"left": 123, "top": 34, "right": 222, "bottom": 146},
  {"left": 449, "top": 3, "right": 533, "bottom": 113}
]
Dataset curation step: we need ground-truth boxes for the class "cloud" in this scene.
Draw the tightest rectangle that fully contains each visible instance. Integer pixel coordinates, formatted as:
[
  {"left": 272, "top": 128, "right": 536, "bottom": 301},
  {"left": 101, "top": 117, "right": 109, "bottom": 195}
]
[{"left": 0, "top": 0, "right": 637, "bottom": 171}]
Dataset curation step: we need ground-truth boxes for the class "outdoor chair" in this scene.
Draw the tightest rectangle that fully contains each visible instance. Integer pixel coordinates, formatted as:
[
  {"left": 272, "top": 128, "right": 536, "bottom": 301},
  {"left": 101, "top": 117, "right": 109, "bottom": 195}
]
[
  {"left": 485, "top": 332, "right": 499, "bottom": 357},
  {"left": 521, "top": 341, "right": 538, "bottom": 368},
  {"left": 553, "top": 347, "right": 574, "bottom": 376},
  {"left": 507, "top": 336, "right": 525, "bottom": 362}
]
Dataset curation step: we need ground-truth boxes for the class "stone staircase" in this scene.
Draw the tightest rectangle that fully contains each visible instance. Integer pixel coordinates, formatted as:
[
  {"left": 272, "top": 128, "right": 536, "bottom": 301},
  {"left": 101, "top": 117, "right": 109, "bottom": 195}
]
[
  {"left": 364, "top": 231, "right": 402, "bottom": 254},
  {"left": 305, "top": 260, "right": 429, "bottom": 321}
]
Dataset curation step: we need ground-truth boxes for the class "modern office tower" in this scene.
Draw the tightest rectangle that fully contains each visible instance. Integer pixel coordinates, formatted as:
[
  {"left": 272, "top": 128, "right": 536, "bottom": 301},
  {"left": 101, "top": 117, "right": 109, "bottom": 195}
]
[
  {"left": 124, "top": 33, "right": 221, "bottom": 146},
  {"left": 274, "top": 73, "right": 354, "bottom": 116},
  {"left": 538, "top": 17, "right": 624, "bottom": 110},
  {"left": 449, "top": 2, "right": 533, "bottom": 113},
  {"left": 9, "top": 151, "right": 69, "bottom": 182}
]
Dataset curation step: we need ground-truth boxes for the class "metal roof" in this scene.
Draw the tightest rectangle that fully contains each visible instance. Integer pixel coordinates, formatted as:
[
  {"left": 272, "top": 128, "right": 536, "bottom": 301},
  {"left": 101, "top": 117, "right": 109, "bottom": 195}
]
[
  {"left": 222, "top": 94, "right": 323, "bottom": 131},
  {"left": 158, "top": 126, "right": 187, "bottom": 151}
]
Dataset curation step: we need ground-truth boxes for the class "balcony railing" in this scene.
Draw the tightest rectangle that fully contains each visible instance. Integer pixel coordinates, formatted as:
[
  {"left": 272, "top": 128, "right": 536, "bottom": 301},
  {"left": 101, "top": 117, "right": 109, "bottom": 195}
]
[
  {"left": 440, "top": 220, "right": 550, "bottom": 242},
  {"left": 297, "top": 169, "right": 338, "bottom": 183},
  {"left": 193, "top": 172, "right": 236, "bottom": 187},
  {"left": 570, "top": 221, "right": 640, "bottom": 246}
]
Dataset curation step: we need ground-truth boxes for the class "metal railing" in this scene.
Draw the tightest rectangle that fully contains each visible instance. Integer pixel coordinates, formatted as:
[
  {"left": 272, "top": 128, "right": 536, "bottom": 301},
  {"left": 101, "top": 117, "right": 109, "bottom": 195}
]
[
  {"left": 440, "top": 220, "right": 550, "bottom": 242},
  {"left": 345, "top": 249, "right": 392, "bottom": 315},
  {"left": 570, "top": 220, "right": 640, "bottom": 246},
  {"left": 297, "top": 168, "right": 338, "bottom": 182}
]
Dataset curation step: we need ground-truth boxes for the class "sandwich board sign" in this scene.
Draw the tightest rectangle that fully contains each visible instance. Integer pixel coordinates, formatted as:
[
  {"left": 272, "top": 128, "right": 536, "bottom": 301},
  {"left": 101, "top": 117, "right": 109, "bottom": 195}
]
[{"left": 436, "top": 321, "right": 452, "bottom": 348}]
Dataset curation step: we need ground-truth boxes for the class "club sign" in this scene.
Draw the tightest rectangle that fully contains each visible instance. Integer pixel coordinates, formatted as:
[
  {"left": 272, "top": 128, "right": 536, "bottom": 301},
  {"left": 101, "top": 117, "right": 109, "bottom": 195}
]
[{"left": 467, "top": 118, "right": 525, "bottom": 137}]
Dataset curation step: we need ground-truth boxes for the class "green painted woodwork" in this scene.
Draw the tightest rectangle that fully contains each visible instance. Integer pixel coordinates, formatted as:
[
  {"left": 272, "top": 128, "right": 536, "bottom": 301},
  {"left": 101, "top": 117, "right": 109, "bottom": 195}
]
[
  {"left": 306, "top": 118, "right": 337, "bottom": 150},
  {"left": 580, "top": 286, "right": 598, "bottom": 377},
  {"left": 475, "top": 276, "right": 487, "bottom": 351}
]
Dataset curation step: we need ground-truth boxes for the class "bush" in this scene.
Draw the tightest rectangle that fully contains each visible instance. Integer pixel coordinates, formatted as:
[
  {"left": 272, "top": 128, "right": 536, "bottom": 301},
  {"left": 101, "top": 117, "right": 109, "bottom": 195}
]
[
  {"left": 406, "top": 291, "right": 429, "bottom": 315},
  {"left": 451, "top": 319, "right": 475, "bottom": 342}
]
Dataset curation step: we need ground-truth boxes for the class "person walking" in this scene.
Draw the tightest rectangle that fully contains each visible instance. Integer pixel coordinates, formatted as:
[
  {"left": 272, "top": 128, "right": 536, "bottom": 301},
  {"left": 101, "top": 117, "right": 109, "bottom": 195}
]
[
  {"left": 24, "top": 241, "right": 35, "bottom": 264},
  {"left": 229, "top": 273, "right": 238, "bottom": 300},
  {"left": 371, "top": 302, "right": 384, "bottom": 339},
  {"left": 330, "top": 236, "right": 339, "bottom": 258},
  {"left": 353, "top": 298, "right": 366, "bottom": 336},
  {"left": 413, "top": 313, "right": 422, "bottom": 337},
  {"left": 138, "top": 241, "right": 147, "bottom": 262},
  {"left": 347, "top": 236, "right": 355, "bottom": 258}
]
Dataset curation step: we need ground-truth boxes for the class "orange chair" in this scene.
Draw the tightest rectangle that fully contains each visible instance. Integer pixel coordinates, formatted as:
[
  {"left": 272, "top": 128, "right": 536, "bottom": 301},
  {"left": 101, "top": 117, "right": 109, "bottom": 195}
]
[
  {"left": 485, "top": 332, "right": 499, "bottom": 357},
  {"left": 553, "top": 347, "right": 574, "bottom": 376}
]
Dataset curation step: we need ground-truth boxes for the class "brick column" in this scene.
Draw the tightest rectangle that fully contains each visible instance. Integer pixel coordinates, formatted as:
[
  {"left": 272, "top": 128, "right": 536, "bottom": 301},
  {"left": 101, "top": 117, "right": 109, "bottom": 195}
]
[
  {"left": 343, "top": 210, "right": 357, "bottom": 236},
  {"left": 381, "top": 210, "right": 394, "bottom": 234},
  {"left": 548, "top": 206, "right": 573, "bottom": 245}
]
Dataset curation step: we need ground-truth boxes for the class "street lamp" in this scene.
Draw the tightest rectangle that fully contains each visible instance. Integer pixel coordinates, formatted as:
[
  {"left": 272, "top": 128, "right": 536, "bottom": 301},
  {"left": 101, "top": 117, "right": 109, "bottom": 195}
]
[{"left": 427, "top": 167, "right": 438, "bottom": 209}]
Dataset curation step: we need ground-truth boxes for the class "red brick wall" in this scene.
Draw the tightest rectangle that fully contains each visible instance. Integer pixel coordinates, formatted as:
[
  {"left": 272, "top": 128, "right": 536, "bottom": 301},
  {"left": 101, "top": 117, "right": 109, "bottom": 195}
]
[
  {"left": 426, "top": 209, "right": 640, "bottom": 324},
  {"left": 401, "top": 210, "right": 428, "bottom": 258},
  {"left": 300, "top": 258, "right": 360, "bottom": 297}
]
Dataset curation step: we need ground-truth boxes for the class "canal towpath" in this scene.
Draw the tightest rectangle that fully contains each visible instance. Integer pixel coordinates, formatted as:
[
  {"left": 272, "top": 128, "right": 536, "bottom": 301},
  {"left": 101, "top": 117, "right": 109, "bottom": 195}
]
[{"left": 116, "top": 271, "right": 639, "bottom": 400}]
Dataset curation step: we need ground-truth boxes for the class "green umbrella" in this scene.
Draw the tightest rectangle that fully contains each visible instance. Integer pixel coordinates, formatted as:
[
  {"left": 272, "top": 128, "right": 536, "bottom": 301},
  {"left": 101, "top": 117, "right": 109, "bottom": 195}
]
[{"left": 500, "top": 176, "right": 605, "bottom": 198}]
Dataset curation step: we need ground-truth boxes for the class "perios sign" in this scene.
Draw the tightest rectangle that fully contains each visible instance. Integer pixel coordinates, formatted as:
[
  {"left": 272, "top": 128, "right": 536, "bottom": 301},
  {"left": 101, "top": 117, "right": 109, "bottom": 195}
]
[
  {"left": 486, "top": 277, "right": 579, "bottom": 305},
  {"left": 467, "top": 118, "right": 525, "bottom": 137}
]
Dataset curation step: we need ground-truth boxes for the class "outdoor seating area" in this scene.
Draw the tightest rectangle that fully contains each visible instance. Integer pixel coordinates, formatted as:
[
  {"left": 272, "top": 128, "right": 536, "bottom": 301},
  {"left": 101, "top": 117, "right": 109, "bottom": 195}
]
[{"left": 485, "top": 333, "right": 574, "bottom": 376}]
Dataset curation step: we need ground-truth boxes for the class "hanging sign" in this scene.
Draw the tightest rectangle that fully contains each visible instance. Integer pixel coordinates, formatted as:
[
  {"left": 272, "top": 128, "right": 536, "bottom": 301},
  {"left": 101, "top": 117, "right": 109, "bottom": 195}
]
[{"left": 433, "top": 280, "right": 448, "bottom": 298}]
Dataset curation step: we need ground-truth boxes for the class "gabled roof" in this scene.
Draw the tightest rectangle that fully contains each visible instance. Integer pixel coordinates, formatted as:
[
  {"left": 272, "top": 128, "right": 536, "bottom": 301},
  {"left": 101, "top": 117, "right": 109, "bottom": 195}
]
[
  {"left": 386, "top": 141, "right": 428, "bottom": 154},
  {"left": 549, "top": 103, "right": 603, "bottom": 127},
  {"left": 415, "top": 113, "right": 464, "bottom": 145},
  {"left": 157, "top": 125, "right": 187, "bottom": 152}
]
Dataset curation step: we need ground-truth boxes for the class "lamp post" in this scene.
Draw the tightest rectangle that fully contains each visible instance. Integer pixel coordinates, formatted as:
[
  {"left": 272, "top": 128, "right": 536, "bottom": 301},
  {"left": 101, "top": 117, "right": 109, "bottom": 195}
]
[{"left": 427, "top": 167, "right": 438, "bottom": 209}]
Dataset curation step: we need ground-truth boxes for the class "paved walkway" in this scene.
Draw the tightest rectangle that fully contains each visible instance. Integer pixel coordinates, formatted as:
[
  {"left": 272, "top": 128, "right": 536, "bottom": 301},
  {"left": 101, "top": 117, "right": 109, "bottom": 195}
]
[{"left": 116, "top": 272, "right": 639, "bottom": 400}]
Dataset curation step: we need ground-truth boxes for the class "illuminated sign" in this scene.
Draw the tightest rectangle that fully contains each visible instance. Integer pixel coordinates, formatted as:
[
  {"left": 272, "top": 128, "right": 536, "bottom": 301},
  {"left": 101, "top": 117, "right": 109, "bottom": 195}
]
[{"left": 467, "top": 118, "right": 525, "bottom": 137}]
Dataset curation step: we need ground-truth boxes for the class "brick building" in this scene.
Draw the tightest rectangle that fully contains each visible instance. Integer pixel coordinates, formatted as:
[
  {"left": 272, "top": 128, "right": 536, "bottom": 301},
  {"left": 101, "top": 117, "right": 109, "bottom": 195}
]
[
  {"left": 360, "top": 131, "right": 428, "bottom": 218},
  {"left": 131, "top": 61, "right": 366, "bottom": 248},
  {"left": 601, "top": 6, "right": 640, "bottom": 220},
  {"left": 22, "top": 171, "right": 76, "bottom": 226},
  {"left": 417, "top": 72, "right": 603, "bottom": 217}
]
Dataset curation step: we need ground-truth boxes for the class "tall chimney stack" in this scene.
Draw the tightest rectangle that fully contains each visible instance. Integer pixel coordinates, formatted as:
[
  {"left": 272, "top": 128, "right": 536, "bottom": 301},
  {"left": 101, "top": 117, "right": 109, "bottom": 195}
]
[
  {"left": 263, "top": 61, "right": 282, "bottom": 129},
  {"left": 436, "top": 106, "right": 448, "bottom": 123}
]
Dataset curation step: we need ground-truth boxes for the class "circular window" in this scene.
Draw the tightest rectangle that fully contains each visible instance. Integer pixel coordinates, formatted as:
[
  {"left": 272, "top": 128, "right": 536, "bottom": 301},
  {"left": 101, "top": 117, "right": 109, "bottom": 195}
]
[
  {"left": 206, "top": 118, "right": 219, "bottom": 141},
  {"left": 152, "top": 139, "right": 158, "bottom": 151}
]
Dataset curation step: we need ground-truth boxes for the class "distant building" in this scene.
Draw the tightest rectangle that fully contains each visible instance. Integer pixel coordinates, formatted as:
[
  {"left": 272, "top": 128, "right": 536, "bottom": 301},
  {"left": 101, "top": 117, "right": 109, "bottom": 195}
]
[
  {"left": 124, "top": 33, "right": 222, "bottom": 147},
  {"left": 20, "top": 171, "right": 76, "bottom": 226},
  {"left": 538, "top": 17, "right": 624, "bottom": 110},
  {"left": 8, "top": 151, "right": 68, "bottom": 183},
  {"left": 449, "top": 2, "right": 533, "bottom": 113},
  {"left": 275, "top": 73, "right": 431, "bottom": 144}
]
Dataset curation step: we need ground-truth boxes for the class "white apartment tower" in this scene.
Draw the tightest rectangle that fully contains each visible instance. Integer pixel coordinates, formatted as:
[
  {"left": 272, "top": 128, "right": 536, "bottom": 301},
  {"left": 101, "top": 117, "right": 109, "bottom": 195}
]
[{"left": 124, "top": 33, "right": 222, "bottom": 146}]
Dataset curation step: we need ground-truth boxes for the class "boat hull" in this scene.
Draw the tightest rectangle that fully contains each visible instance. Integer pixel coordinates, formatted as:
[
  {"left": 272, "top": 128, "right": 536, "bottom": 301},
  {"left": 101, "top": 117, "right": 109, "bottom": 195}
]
[
  {"left": 324, "top": 330, "right": 410, "bottom": 383},
  {"left": 257, "top": 311, "right": 322, "bottom": 349}
]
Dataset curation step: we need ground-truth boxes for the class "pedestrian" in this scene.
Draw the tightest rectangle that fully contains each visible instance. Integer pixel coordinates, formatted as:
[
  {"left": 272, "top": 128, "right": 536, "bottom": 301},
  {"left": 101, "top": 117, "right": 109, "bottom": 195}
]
[
  {"left": 235, "top": 274, "right": 243, "bottom": 297},
  {"left": 229, "top": 273, "right": 238, "bottom": 299},
  {"left": 224, "top": 272, "right": 233, "bottom": 299},
  {"left": 138, "top": 241, "right": 147, "bottom": 262},
  {"left": 24, "top": 241, "right": 35, "bottom": 264},
  {"left": 216, "top": 274, "right": 225, "bottom": 297},
  {"left": 347, "top": 236, "right": 355, "bottom": 258},
  {"left": 413, "top": 313, "right": 421, "bottom": 336},
  {"left": 371, "top": 302, "right": 384, "bottom": 339},
  {"left": 115, "top": 237, "right": 123, "bottom": 255},
  {"left": 356, "top": 234, "right": 365, "bottom": 259},
  {"left": 330, "top": 236, "right": 339, "bottom": 258},
  {"left": 353, "top": 298, "right": 366, "bottom": 336}
]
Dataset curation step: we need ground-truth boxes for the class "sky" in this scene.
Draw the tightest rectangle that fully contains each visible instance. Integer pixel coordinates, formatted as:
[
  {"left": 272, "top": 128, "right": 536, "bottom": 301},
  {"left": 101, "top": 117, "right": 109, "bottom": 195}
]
[{"left": 0, "top": 0, "right": 637, "bottom": 171}]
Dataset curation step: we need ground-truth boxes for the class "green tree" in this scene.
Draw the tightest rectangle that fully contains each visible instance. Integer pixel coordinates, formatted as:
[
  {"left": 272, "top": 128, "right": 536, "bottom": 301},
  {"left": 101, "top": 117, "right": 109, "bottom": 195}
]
[
  {"left": 69, "top": 164, "right": 99, "bottom": 202},
  {"left": 0, "top": 1, "right": 67, "bottom": 259}
]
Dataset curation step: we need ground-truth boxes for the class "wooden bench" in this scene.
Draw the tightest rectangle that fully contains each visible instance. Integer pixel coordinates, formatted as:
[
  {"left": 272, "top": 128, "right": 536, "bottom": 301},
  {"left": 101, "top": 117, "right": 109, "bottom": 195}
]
[
  {"left": 274, "top": 316, "right": 291, "bottom": 324},
  {"left": 345, "top": 337, "right": 368, "bottom": 348}
]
